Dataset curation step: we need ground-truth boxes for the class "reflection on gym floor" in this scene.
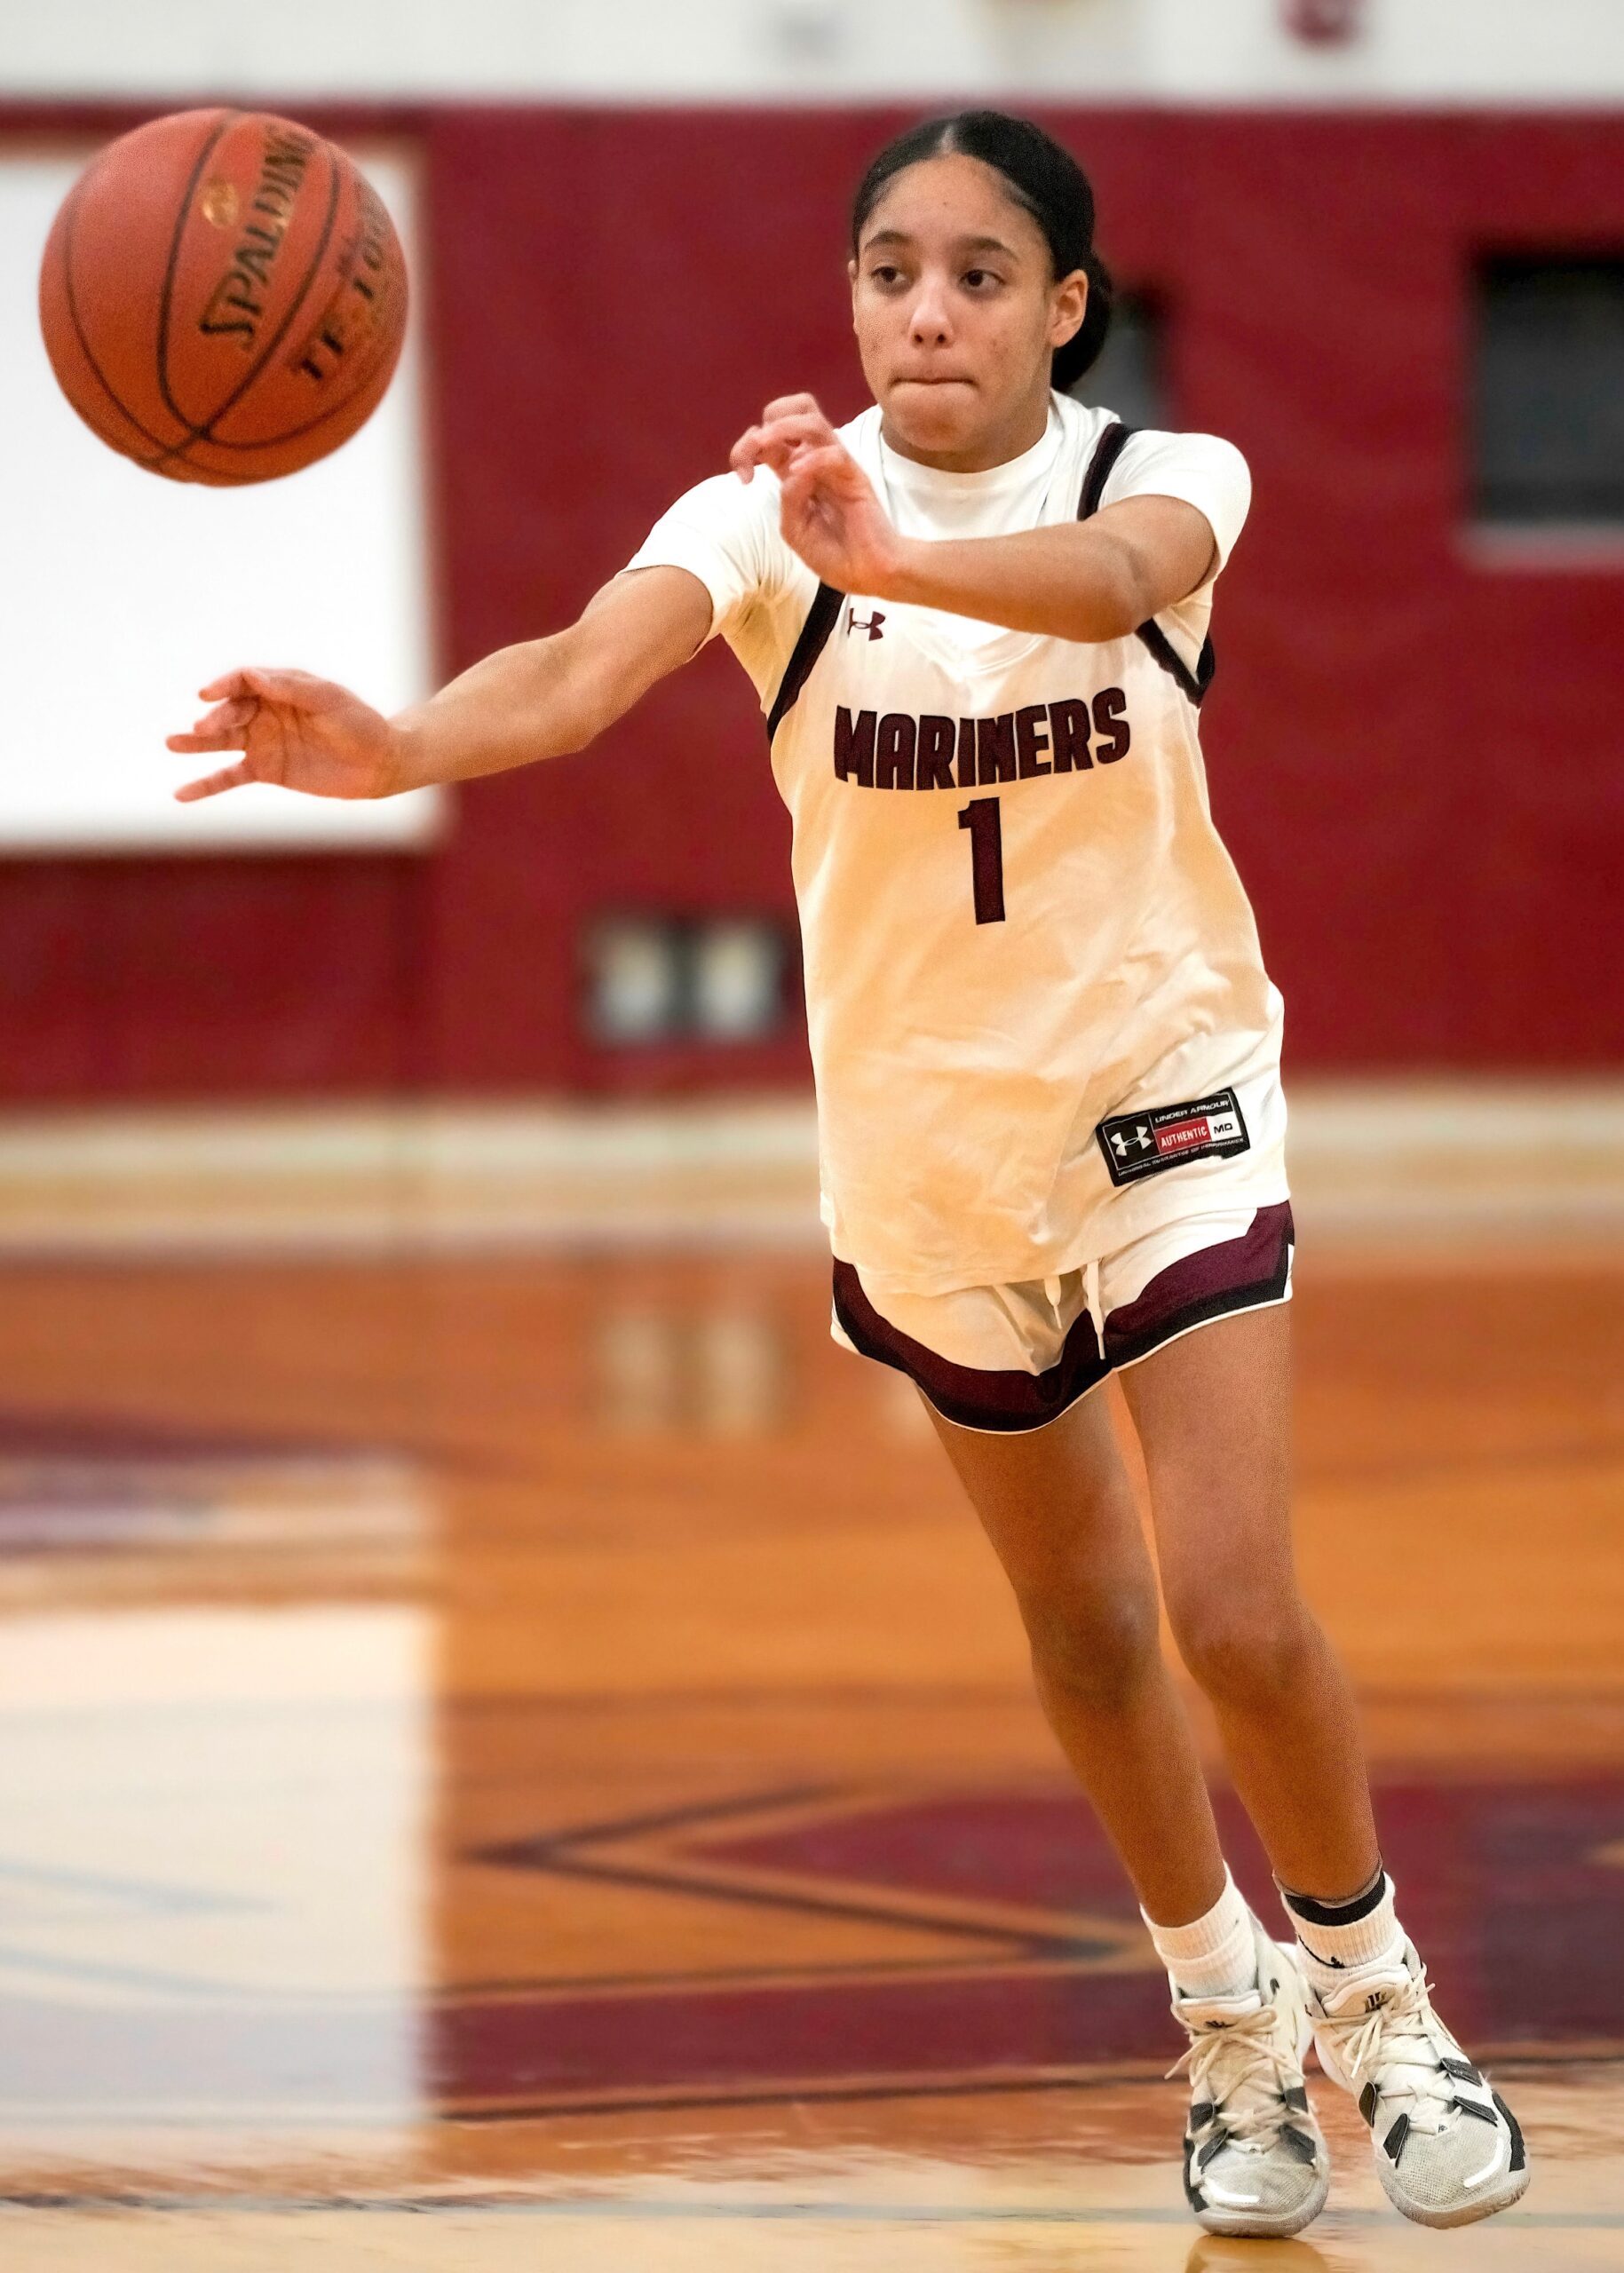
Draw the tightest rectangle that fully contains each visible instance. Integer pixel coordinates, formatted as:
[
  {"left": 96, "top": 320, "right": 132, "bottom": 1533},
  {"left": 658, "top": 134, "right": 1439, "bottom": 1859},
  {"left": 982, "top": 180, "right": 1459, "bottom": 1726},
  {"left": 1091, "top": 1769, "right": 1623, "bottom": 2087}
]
[{"left": 0, "top": 1247, "right": 1619, "bottom": 2269}]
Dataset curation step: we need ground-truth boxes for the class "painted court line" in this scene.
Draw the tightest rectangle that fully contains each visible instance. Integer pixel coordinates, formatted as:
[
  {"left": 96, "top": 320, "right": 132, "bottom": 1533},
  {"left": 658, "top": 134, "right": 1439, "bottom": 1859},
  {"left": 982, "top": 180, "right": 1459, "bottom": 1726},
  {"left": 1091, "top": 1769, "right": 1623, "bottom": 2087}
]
[{"left": 0, "top": 2196, "right": 1616, "bottom": 2229}]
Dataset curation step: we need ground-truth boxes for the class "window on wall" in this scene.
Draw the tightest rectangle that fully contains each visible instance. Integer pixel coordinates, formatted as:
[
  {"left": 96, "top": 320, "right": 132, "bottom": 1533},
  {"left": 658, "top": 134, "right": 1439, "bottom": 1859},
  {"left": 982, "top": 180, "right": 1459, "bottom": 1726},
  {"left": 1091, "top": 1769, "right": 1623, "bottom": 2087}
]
[
  {"left": 1068, "top": 291, "right": 1168, "bottom": 433},
  {"left": 1473, "top": 256, "right": 1624, "bottom": 527},
  {"left": 585, "top": 916, "right": 790, "bottom": 1047},
  {"left": 0, "top": 148, "right": 438, "bottom": 851}
]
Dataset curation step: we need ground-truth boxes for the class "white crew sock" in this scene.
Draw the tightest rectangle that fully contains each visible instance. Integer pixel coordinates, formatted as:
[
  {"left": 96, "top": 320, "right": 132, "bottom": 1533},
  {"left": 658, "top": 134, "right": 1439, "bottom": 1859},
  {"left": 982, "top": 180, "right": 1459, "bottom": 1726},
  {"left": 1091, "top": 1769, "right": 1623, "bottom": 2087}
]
[
  {"left": 1279, "top": 1865, "right": 1405, "bottom": 1999},
  {"left": 1144, "top": 1866, "right": 1256, "bottom": 2003}
]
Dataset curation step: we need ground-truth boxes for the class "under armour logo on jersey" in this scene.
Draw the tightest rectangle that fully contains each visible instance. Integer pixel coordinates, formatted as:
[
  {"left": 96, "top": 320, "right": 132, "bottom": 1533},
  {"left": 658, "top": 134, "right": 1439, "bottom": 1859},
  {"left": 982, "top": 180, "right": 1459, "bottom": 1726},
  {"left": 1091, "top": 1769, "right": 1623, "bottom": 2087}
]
[
  {"left": 1109, "top": 1121, "right": 1156, "bottom": 1161},
  {"left": 1097, "top": 1091, "right": 1250, "bottom": 1188},
  {"left": 845, "top": 607, "right": 885, "bottom": 640}
]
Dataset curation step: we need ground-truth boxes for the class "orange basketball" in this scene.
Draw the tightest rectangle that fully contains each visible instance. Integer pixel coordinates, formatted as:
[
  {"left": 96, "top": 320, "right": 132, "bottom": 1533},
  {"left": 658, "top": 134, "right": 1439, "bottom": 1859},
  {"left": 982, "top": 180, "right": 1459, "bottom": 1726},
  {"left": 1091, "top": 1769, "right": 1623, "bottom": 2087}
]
[{"left": 38, "top": 108, "right": 408, "bottom": 486}]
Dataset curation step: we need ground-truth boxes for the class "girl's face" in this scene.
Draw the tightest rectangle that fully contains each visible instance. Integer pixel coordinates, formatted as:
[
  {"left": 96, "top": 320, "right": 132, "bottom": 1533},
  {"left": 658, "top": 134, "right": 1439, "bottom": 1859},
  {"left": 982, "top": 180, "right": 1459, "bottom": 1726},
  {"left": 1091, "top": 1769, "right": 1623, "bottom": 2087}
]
[{"left": 850, "top": 153, "right": 1089, "bottom": 468}]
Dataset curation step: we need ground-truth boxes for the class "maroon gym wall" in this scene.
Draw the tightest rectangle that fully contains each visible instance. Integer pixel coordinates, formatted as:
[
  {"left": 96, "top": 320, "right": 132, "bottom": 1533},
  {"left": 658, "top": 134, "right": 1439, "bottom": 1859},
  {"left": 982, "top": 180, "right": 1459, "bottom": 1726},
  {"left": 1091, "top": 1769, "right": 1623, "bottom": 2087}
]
[{"left": 4, "top": 105, "right": 1622, "bottom": 1099}]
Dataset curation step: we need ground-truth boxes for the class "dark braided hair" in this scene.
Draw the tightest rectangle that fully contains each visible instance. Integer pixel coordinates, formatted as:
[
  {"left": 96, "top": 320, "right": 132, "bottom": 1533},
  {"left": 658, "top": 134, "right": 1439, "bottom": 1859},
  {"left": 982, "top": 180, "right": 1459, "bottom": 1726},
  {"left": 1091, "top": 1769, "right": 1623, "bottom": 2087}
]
[{"left": 851, "top": 110, "right": 1113, "bottom": 392}]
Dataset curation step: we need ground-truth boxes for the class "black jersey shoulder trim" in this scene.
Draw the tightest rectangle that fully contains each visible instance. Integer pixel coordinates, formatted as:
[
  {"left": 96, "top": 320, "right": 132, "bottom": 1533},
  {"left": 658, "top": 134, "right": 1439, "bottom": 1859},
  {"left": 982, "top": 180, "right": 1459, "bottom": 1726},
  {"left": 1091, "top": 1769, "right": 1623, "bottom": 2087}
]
[
  {"left": 1137, "top": 616, "right": 1216, "bottom": 708},
  {"left": 1079, "top": 417, "right": 1216, "bottom": 708},
  {"left": 1077, "top": 418, "right": 1136, "bottom": 520},
  {"left": 765, "top": 582, "right": 844, "bottom": 742}
]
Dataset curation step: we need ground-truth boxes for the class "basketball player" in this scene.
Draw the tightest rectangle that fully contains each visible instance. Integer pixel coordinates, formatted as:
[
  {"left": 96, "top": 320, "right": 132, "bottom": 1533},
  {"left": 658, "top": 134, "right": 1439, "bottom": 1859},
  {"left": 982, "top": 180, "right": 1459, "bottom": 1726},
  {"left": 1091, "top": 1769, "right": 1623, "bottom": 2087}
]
[{"left": 169, "top": 111, "right": 1527, "bottom": 2237}]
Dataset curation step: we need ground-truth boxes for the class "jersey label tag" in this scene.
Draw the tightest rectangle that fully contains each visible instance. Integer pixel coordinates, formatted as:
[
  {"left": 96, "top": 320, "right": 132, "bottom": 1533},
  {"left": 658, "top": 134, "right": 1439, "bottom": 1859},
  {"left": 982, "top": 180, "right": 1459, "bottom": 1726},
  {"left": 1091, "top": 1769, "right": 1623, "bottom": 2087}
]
[{"left": 1096, "top": 1089, "right": 1250, "bottom": 1185}]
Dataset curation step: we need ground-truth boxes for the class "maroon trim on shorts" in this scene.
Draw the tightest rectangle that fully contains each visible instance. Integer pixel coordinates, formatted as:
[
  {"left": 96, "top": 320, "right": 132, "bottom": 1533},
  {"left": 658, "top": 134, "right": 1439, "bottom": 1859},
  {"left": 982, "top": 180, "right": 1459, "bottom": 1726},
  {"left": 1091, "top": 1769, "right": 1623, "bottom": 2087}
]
[
  {"left": 832, "top": 1201, "right": 1295, "bottom": 1435},
  {"left": 1102, "top": 1201, "right": 1295, "bottom": 1372},
  {"left": 831, "top": 1260, "right": 1110, "bottom": 1435}
]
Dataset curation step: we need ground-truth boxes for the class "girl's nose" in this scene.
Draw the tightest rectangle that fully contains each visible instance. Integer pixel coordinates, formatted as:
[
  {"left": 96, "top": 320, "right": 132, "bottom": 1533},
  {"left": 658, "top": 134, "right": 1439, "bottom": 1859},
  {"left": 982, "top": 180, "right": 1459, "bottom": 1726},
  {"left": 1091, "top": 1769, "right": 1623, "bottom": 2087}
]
[{"left": 909, "top": 288, "right": 952, "bottom": 345}]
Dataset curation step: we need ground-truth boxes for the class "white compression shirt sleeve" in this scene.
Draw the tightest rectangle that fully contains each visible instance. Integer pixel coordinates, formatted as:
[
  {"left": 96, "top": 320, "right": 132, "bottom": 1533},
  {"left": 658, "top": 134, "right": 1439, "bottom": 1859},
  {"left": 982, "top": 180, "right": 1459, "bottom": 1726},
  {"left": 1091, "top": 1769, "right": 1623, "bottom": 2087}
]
[
  {"left": 1104, "top": 430, "right": 1253, "bottom": 583},
  {"left": 622, "top": 468, "right": 792, "bottom": 641}
]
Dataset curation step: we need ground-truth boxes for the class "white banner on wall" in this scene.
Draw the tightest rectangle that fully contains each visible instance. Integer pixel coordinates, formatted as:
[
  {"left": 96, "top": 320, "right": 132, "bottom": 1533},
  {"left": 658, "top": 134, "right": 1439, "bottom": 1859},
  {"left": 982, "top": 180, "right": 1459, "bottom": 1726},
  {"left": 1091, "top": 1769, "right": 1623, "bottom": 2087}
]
[
  {"left": 3, "top": 2, "right": 1623, "bottom": 104},
  {"left": 0, "top": 146, "right": 440, "bottom": 852}
]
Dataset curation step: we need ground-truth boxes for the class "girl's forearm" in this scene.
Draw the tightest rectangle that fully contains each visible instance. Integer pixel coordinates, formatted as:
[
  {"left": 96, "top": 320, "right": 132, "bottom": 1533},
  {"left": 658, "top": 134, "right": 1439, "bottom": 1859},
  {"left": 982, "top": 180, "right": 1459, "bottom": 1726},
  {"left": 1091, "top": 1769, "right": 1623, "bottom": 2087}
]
[
  {"left": 880, "top": 524, "right": 1149, "bottom": 645},
  {"left": 389, "top": 637, "right": 592, "bottom": 791}
]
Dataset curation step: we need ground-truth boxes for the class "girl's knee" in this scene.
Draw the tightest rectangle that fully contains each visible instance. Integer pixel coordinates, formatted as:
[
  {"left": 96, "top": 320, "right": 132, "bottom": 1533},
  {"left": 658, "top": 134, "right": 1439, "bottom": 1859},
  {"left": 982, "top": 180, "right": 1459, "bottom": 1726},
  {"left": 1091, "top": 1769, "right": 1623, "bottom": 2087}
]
[
  {"left": 1167, "top": 1588, "right": 1319, "bottom": 1709},
  {"left": 1024, "top": 1573, "right": 1161, "bottom": 1711}
]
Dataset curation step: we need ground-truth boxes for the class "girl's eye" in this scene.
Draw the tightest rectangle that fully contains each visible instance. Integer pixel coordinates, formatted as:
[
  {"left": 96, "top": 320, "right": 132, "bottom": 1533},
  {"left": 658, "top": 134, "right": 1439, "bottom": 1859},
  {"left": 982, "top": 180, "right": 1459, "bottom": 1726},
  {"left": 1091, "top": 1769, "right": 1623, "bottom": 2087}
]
[
  {"left": 869, "top": 265, "right": 904, "bottom": 286},
  {"left": 963, "top": 269, "right": 1000, "bottom": 290}
]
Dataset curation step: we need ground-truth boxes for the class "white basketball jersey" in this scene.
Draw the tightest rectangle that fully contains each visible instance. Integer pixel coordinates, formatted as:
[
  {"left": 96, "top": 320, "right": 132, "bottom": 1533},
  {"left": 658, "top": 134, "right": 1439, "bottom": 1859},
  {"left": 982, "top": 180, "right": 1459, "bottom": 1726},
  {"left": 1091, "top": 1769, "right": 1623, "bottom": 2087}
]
[{"left": 626, "top": 393, "right": 1286, "bottom": 1293}]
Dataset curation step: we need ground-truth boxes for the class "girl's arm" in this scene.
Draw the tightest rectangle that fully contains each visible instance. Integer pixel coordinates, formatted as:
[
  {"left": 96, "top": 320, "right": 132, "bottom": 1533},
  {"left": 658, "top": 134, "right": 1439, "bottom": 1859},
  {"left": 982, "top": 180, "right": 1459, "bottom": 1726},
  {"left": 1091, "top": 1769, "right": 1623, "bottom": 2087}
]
[
  {"left": 732, "top": 392, "right": 1221, "bottom": 645},
  {"left": 166, "top": 564, "right": 713, "bottom": 803}
]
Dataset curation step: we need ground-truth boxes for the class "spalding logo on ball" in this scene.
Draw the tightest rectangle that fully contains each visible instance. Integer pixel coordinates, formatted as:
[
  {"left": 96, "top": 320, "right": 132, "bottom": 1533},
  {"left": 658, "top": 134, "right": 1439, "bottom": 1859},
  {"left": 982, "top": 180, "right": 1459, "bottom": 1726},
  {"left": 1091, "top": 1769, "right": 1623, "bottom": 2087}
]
[{"left": 39, "top": 108, "right": 408, "bottom": 483}]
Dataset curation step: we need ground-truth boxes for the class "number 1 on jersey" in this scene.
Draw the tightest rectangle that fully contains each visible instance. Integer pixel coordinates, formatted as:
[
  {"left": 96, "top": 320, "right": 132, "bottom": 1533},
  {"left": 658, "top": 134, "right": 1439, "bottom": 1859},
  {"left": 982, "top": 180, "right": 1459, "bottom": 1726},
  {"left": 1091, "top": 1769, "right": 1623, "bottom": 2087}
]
[{"left": 957, "top": 797, "right": 1006, "bottom": 925}]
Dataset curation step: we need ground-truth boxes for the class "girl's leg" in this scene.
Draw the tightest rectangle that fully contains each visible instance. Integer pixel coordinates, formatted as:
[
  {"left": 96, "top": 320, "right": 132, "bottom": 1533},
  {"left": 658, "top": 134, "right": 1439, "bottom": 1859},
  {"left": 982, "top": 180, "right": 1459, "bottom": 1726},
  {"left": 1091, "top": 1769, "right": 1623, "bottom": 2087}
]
[
  {"left": 1120, "top": 1302, "right": 1531, "bottom": 2229},
  {"left": 923, "top": 1388, "right": 1226, "bottom": 1925},
  {"left": 928, "top": 1349, "right": 1337, "bottom": 2245},
  {"left": 1116, "top": 1303, "right": 1380, "bottom": 1898}
]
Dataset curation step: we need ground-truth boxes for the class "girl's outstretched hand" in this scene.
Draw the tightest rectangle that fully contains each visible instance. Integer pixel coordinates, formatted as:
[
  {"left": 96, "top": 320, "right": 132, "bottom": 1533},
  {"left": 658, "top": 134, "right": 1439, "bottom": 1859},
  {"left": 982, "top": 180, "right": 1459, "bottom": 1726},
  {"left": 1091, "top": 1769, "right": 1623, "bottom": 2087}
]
[
  {"left": 167, "top": 669, "right": 400, "bottom": 802},
  {"left": 730, "top": 393, "right": 907, "bottom": 597}
]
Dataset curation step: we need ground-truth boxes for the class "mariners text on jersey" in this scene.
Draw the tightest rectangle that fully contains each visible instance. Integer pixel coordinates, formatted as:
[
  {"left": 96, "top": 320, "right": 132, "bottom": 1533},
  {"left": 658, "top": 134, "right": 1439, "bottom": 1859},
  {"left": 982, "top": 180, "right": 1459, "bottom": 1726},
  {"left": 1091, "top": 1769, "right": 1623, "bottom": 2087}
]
[{"left": 834, "top": 693, "right": 1130, "bottom": 789}]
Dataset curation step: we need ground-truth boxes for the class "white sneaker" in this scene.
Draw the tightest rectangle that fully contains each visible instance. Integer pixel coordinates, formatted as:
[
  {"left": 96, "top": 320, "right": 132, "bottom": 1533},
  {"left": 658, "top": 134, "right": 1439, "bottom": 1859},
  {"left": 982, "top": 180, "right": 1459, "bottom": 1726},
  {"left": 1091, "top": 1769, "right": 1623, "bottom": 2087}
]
[
  {"left": 1309, "top": 1936, "right": 1530, "bottom": 2228},
  {"left": 1170, "top": 1915, "right": 1330, "bottom": 2238}
]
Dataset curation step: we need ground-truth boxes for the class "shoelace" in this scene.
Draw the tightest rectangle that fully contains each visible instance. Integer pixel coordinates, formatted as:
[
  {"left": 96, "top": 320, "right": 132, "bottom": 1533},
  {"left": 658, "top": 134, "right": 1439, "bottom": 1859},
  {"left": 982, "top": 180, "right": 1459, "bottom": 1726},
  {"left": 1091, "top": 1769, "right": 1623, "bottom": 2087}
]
[
  {"left": 1168, "top": 2003, "right": 1301, "bottom": 2149},
  {"left": 1319, "top": 1968, "right": 1455, "bottom": 2129}
]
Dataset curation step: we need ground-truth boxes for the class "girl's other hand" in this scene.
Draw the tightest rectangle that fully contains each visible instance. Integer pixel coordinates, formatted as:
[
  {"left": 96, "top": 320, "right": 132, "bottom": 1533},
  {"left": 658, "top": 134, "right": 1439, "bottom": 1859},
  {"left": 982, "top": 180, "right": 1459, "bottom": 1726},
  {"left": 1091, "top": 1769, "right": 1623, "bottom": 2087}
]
[
  {"left": 166, "top": 669, "right": 400, "bottom": 802},
  {"left": 730, "top": 392, "right": 908, "bottom": 597}
]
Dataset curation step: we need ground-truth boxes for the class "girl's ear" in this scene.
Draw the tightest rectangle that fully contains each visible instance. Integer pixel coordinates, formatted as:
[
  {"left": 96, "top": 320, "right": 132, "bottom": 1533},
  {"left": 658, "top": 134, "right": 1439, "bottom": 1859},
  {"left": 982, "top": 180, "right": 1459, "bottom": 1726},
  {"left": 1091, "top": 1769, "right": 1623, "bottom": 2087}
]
[{"left": 1050, "top": 267, "right": 1089, "bottom": 352}]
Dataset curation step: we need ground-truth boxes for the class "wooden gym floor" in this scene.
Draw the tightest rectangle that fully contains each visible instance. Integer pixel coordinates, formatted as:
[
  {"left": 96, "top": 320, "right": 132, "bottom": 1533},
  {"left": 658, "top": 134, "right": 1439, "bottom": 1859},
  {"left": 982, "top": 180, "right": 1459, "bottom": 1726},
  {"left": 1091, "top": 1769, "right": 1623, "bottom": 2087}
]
[{"left": 0, "top": 1241, "right": 1620, "bottom": 2268}]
